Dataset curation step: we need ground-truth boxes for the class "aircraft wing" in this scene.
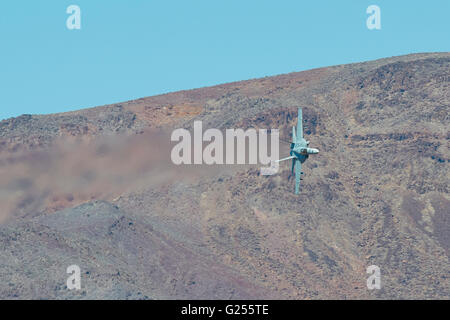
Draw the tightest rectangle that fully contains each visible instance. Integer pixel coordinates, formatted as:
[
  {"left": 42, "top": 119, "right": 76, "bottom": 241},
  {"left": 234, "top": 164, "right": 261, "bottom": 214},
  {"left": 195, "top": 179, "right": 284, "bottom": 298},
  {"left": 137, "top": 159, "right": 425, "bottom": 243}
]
[
  {"left": 276, "top": 155, "right": 295, "bottom": 163},
  {"left": 297, "top": 108, "right": 303, "bottom": 141},
  {"left": 294, "top": 159, "right": 302, "bottom": 194}
]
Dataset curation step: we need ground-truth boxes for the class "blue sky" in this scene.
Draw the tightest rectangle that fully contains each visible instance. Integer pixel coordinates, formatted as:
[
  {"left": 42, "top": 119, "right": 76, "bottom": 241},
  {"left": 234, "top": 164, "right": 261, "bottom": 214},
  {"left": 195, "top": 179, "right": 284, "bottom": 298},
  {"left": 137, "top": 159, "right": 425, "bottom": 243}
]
[{"left": 0, "top": 1, "right": 448, "bottom": 120}]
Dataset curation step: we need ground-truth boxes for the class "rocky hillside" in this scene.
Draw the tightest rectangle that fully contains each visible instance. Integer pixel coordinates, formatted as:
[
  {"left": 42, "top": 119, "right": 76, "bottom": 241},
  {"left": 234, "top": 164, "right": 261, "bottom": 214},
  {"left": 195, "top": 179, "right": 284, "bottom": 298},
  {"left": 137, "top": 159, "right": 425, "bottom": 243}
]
[{"left": 0, "top": 53, "right": 448, "bottom": 299}]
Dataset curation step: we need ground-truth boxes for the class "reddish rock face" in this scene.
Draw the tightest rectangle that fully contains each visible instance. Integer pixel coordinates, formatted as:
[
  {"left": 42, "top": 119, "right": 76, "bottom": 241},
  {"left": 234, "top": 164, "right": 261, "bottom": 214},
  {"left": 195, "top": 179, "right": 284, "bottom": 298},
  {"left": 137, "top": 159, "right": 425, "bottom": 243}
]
[{"left": 0, "top": 53, "right": 448, "bottom": 299}]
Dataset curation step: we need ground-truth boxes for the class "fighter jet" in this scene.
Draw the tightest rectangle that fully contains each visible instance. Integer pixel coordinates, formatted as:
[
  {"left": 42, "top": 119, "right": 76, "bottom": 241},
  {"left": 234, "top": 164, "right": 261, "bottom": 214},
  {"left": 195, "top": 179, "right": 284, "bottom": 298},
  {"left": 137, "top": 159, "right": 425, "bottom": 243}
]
[{"left": 276, "top": 108, "right": 319, "bottom": 194}]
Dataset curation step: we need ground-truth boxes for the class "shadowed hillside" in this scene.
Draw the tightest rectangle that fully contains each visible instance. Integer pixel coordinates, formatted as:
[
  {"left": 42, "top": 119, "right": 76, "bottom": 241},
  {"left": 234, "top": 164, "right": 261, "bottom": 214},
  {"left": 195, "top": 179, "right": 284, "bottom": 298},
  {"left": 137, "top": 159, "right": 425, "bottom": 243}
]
[{"left": 0, "top": 53, "right": 449, "bottom": 299}]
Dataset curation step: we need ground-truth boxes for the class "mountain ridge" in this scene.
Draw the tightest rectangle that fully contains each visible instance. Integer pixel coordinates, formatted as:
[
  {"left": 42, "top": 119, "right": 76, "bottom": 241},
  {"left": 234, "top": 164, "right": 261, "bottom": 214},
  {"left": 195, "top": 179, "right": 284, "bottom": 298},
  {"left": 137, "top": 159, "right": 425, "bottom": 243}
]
[{"left": 0, "top": 52, "right": 448, "bottom": 299}]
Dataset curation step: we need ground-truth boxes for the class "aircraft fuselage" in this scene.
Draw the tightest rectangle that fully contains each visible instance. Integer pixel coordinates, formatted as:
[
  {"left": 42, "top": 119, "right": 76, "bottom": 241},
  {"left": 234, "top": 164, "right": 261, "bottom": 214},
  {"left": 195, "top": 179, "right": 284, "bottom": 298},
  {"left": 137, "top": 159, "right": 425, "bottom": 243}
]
[
  {"left": 277, "top": 108, "right": 320, "bottom": 194},
  {"left": 291, "top": 138, "right": 319, "bottom": 159}
]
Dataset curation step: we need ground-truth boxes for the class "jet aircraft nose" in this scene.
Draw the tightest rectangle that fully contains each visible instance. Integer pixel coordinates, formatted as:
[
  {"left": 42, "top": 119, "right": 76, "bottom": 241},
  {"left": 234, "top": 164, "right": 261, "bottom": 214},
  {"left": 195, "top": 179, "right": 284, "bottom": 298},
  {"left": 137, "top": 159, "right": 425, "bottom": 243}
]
[{"left": 306, "top": 148, "right": 319, "bottom": 154}]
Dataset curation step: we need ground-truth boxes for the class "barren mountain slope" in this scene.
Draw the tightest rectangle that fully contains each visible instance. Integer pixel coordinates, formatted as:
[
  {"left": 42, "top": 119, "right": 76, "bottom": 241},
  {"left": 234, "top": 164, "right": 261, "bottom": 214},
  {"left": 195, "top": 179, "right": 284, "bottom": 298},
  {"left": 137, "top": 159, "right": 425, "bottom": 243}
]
[{"left": 0, "top": 53, "right": 448, "bottom": 299}]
